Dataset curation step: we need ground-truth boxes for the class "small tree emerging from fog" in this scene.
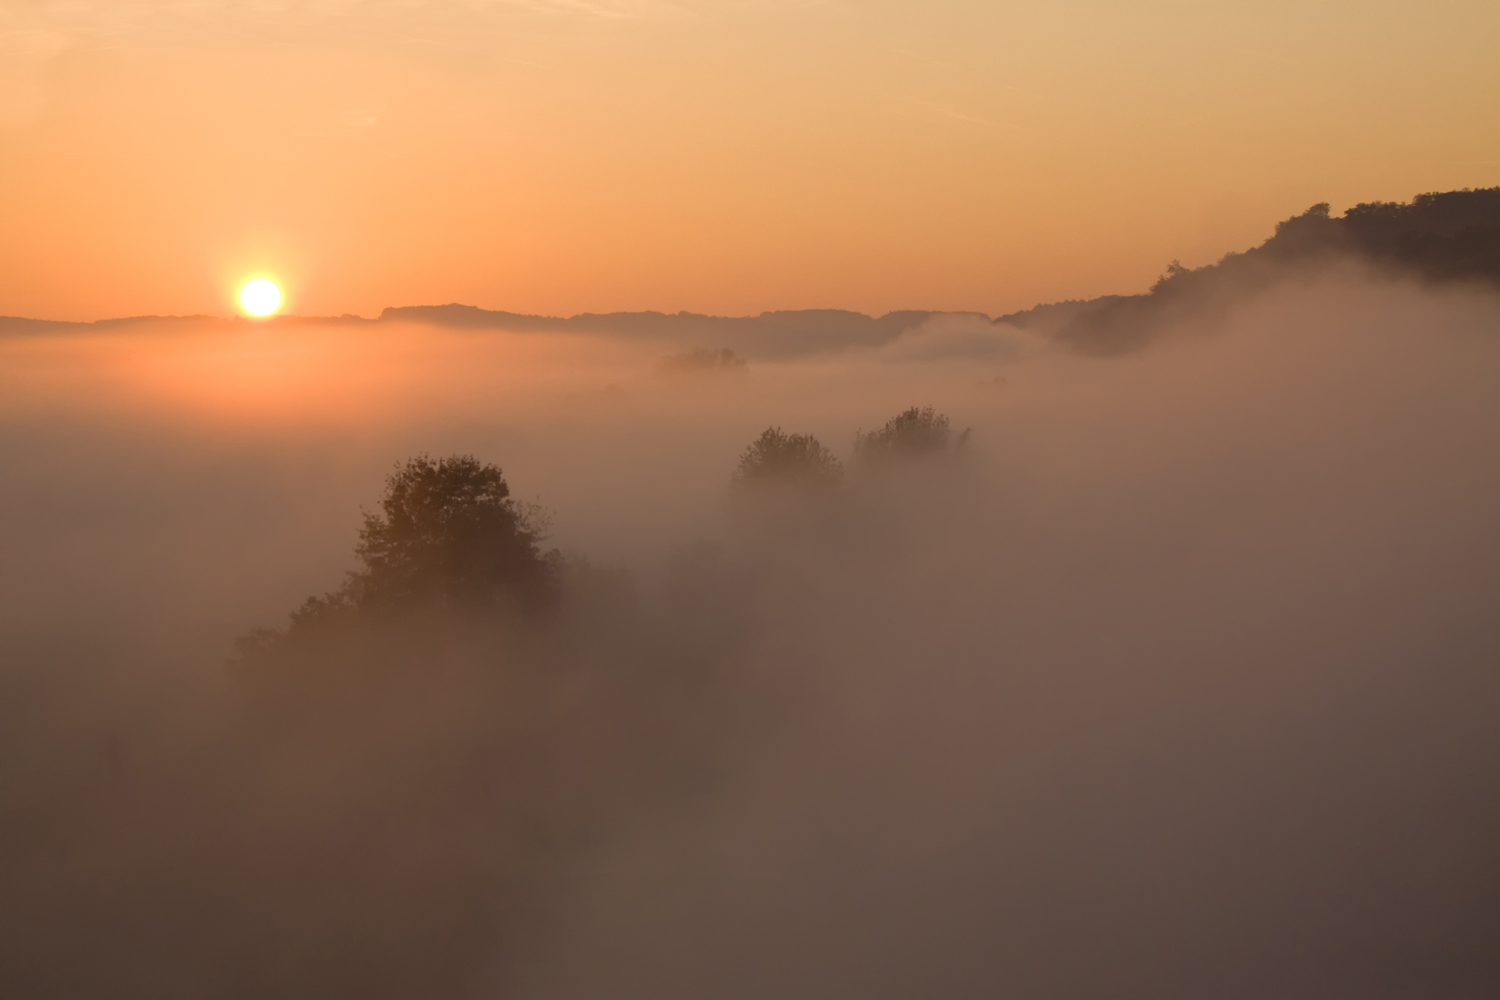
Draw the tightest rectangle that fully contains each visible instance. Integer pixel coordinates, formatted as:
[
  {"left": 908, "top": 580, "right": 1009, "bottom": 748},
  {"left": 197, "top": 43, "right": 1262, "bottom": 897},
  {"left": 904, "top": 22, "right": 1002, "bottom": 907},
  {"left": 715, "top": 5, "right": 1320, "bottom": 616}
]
[
  {"left": 351, "top": 454, "right": 553, "bottom": 611},
  {"left": 241, "top": 454, "right": 554, "bottom": 652},
  {"left": 853, "top": 406, "right": 965, "bottom": 467},
  {"left": 731, "top": 427, "right": 844, "bottom": 492}
]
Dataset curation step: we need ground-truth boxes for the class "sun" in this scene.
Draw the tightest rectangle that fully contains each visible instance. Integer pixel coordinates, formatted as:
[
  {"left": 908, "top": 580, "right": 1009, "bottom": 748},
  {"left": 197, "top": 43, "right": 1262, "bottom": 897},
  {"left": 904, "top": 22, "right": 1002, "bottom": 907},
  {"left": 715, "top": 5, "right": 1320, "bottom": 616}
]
[{"left": 239, "top": 279, "right": 282, "bottom": 317}]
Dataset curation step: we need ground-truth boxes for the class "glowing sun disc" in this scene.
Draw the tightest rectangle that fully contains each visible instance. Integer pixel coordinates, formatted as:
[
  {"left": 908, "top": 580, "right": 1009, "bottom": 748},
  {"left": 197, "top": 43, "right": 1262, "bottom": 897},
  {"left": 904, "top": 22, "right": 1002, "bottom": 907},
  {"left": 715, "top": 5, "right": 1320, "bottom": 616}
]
[{"left": 240, "top": 279, "right": 281, "bottom": 316}]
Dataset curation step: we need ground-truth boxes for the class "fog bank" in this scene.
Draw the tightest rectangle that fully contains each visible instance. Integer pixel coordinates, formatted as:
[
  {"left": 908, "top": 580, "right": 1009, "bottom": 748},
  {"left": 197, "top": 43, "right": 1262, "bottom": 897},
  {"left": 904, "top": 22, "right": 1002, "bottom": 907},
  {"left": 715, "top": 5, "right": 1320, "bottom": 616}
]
[{"left": 2, "top": 272, "right": 1499, "bottom": 998}]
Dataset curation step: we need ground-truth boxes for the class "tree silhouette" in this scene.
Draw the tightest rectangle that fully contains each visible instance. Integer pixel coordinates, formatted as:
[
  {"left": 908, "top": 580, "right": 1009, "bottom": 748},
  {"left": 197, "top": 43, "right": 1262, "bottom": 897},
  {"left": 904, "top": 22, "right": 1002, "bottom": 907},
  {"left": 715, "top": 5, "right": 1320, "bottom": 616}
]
[
  {"left": 853, "top": 406, "right": 964, "bottom": 468},
  {"left": 351, "top": 454, "right": 552, "bottom": 612},
  {"left": 731, "top": 427, "right": 844, "bottom": 492},
  {"left": 241, "top": 455, "right": 554, "bottom": 654}
]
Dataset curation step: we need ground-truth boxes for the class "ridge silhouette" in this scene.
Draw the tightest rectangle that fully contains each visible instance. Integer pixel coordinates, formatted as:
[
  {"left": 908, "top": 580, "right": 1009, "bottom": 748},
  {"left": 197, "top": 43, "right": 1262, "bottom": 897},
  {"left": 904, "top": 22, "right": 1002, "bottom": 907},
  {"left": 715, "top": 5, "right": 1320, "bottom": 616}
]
[{"left": 6, "top": 187, "right": 1495, "bottom": 357}]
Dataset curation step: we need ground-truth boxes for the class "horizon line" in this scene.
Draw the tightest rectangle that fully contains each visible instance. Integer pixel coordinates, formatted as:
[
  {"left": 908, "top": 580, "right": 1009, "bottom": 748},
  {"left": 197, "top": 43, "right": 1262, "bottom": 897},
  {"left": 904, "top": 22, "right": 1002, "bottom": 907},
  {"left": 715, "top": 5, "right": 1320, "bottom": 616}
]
[{"left": 0, "top": 303, "right": 1033, "bottom": 331}]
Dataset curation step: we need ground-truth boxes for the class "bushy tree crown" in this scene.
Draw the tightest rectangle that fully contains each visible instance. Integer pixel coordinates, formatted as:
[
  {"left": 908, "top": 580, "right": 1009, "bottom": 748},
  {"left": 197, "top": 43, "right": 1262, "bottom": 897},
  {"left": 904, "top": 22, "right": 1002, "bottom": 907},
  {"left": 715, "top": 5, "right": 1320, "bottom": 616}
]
[
  {"left": 731, "top": 427, "right": 844, "bottom": 492},
  {"left": 854, "top": 406, "right": 959, "bottom": 466},
  {"left": 242, "top": 455, "right": 554, "bottom": 654},
  {"left": 351, "top": 454, "right": 551, "bottom": 611}
]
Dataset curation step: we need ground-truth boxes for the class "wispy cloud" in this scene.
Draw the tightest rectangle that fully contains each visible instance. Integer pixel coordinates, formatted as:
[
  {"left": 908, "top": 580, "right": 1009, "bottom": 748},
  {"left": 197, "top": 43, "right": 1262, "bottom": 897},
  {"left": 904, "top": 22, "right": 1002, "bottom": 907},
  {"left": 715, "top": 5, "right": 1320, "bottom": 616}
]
[{"left": 0, "top": 0, "right": 698, "bottom": 125}]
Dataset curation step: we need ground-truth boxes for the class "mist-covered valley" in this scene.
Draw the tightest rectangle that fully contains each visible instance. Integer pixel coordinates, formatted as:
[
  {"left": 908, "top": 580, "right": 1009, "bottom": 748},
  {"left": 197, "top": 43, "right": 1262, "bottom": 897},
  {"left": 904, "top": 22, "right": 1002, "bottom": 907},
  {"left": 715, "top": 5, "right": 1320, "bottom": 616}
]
[{"left": 4, "top": 251, "right": 1500, "bottom": 997}]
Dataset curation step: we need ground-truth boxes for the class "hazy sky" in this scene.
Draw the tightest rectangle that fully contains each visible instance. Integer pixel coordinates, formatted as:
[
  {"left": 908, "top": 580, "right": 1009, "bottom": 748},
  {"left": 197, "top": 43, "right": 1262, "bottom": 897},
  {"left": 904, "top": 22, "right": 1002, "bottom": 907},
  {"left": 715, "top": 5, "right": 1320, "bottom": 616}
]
[{"left": 2, "top": 0, "right": 1496, "bottom": 320}]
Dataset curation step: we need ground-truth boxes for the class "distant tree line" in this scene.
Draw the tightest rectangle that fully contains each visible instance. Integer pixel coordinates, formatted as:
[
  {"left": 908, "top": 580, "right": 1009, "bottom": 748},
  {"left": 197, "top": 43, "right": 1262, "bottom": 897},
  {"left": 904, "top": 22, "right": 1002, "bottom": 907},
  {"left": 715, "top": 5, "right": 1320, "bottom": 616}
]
[{"left": 659, "top": 348, "right": 749, "bottom": 374}]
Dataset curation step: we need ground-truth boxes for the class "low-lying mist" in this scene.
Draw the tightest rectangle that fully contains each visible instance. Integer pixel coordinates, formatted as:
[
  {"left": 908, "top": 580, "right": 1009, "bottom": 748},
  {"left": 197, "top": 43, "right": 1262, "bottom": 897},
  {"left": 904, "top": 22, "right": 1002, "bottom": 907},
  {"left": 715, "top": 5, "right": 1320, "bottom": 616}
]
[{"left": 3, "top": 269, "right": 1499, "bottom": 999}]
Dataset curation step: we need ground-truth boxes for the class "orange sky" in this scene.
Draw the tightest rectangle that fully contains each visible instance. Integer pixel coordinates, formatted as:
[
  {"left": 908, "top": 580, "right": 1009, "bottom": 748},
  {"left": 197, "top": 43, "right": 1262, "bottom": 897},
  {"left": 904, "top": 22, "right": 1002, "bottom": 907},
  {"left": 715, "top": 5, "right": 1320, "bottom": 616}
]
[{"left": 1, "top": 0, "right": 1496, "bottom": 321}]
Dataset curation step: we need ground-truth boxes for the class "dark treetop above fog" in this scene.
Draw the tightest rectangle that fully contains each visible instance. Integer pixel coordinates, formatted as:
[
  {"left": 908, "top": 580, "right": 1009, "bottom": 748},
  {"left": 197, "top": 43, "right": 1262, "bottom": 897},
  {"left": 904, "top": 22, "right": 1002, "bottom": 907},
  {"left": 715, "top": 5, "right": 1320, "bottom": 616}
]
[
  {"left": 236, "top": 455, "right": 558, "bottom": 657},
  {"left": 5, "top": 188, "right": 1496, "bottom": 358},
  {"left": 243, "top": 405, "right": 967, "bottom": 653}
]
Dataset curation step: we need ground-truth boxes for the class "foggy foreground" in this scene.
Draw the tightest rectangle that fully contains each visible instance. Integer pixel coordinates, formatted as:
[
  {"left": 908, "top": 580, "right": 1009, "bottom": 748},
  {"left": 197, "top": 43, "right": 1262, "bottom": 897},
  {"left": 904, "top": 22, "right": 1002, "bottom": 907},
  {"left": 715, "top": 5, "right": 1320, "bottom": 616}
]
[{"left": 2, "top": 268, "right": 1499, "bottom": 999}]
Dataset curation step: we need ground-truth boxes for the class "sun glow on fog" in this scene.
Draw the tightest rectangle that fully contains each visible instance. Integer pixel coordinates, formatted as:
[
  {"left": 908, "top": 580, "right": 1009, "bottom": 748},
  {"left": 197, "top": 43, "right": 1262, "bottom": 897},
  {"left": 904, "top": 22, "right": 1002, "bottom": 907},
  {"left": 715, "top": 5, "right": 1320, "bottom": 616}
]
[
  {"left": 239, "top": 279, "right": 282, "bottom": 317},
  {"left": 0, "top": 320, "right": 665, "bottom": 427}
]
